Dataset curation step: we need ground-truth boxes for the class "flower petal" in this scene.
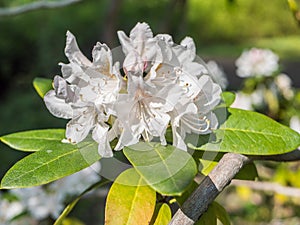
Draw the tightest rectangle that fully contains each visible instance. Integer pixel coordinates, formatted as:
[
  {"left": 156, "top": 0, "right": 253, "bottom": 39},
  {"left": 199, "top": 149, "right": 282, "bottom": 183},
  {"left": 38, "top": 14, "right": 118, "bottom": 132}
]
[
  {"left": 65, "top": 108, "right": 95, "bottom": 143},
  {"left": 65, "top": 31, "right": 92, "bottom": 67},
  {"left": 44, "top": 90, "right": 73, "bottom": 119},
  {"left": 92, "top": 123, "right": 113, "bottom": 158}
]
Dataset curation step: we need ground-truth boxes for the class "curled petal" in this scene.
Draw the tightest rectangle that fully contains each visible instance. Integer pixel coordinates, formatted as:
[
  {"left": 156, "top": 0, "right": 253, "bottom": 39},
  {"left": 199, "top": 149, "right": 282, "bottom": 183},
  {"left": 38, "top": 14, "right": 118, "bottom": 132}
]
[
  {"left": 115, "top": 123, "right": 140, "bottom": 150},
  {"left": 92, "top": 123, "right": 113, "bottom": 158},
  {"left": 180, "top": 37, "right": 196, "bottom": 57},
  {"left": 129, "top": 22, "right": 153, "bottom": 43},
  {"left": 59, "top": 62, "right": 89, "bottom": 86},
  {"left": 53, "top": 76, "right": 78, "bottom": 103},
  {"left": 92, "top": 42, "right": 113, "bottom": 76},
  {"left": 44, "top": 90, "right": 73, "bottom": 119},
  {"left": 66, "top": 108, "right": 95, "bottom": 143},
  {"left": 65, "top": 31, "right": 92, "bottom": 67},
  {"left": 117, "top": 30, "right": 132, "bottom": 55},
  {"left": 172, "top": 125, "right": 188, "bottom": 151}
]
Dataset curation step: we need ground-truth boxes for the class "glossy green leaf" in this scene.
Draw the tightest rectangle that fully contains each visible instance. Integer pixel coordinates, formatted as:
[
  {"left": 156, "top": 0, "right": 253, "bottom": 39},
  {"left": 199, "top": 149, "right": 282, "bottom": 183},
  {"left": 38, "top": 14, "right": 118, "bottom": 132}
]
[
  {"left": 234, "top": 163, "right": 258, "bottom": 180},
  {"left": 196, "top": 201, "right": 231, "bottom": 225},
  {"left": 33, "top": 77, "right": 53, "bottom": 98},
  {"left": 0, "top": 138, "right": 100, "bottom": 189},
  {"left": 212, "top": 201, "right": 231, "bottom": 225},
  {"left": 54, "top": 179, "right": 110, "bottom": 225},
  {"left": 190, "top": 108, "right": 300, "bottom": 155},
  {"left": 0, "top": 129, "right": 67, "bottom": 152},
  {"left": 105, "top": 168, "right": 156, "bottom": 225},
  {"left": 221, "top": 92, "right": 236, "bottom": 107},
  {"left": 124, "top": 142, "right": 197, "bottom": 196},
  {"left": 153, "top": 203, "right": 172, "bottom": 225}
]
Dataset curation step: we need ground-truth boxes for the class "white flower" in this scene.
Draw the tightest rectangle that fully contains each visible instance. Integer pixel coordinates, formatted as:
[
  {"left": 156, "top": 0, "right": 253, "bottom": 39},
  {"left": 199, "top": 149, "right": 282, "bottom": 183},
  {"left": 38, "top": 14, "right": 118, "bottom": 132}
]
[
  {"left": 206, "top": 60, "right": 228, "bottom": 90},
  {"left": 10, "top": 162, "right": 100, "bottom": 220},
  {"left": 12, "top": 186, "right": 63, "bottom": 220},
  {"left": 44, "top": 31, "right": 121, "bottom": 157},
  {"left": 231, "top": 92, "right": 254, "bottom": 110},
  {"left": 50, "top": 162, "right": 101, "bottom": 200},
  {"left": 290, "top": 116, "right": 300, "bottom": 134},
  {"left": 115, "top": 24, "right": 221, "bottom": 151},
  {"left": 117, "top": 22, "right": 159, "bottom": 73},
  {"left": 114, "top": 74, "right": 183, "bottom": 150},
  {"left": 45, "top": 22, "right": 222, "bottom": 154},
  {"left": 235, "top": 48, "right": 279, "bottom": 77},
  {"left": 275, "top": 73, "right": 294, "bottom": 100},
  {"left": 170, "top": 75, "right": 221, "bottom": 150},
  {"left": 0, "top": 194, "right": 24, "bottom": 224}
]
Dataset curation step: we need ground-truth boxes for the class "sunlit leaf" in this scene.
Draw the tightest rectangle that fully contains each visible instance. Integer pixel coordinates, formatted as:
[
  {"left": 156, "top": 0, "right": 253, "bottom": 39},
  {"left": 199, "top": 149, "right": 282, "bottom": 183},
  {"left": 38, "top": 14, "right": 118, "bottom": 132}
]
[
  {"left": 33, "top": 77, "right": 53, "bottom": 98},
  {"left": 124, "top": 142, "right": 197, "bottom": 196},
  {"left": 153, "top": 203, "right": 172, "bottom": 225},
  {"left": 190, "top": 108, "right": 300, "bottom": 155},
  {"left": 0, "top": 138, "right": 100, "bottom": 189},
  {"left": 0, "top": 129, "right": 66, "bottom": 152},
  {"left": 105, "top": 168, "right": 156, "bottom": 225},
  {"left": 221, "top": 92, "right": 235, "bottom": 107}
]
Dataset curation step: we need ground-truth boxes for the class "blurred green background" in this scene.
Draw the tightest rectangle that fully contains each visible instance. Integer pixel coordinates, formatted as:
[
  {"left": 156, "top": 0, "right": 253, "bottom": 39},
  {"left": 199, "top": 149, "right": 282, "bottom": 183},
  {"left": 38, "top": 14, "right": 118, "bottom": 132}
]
[{"left": 0, "top": 0, "right": 300, "bottom": 224}]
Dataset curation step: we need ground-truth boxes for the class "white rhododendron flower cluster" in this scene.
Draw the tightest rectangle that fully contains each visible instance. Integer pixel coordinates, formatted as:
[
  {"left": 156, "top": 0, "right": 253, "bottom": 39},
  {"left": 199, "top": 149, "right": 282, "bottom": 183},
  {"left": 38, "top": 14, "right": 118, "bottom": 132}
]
[
  {"left": 235, "top": 48, "right": 279, "bottom": 77},
  {"left": 44, "top": 22, "right": 222, "bottom": 157}
]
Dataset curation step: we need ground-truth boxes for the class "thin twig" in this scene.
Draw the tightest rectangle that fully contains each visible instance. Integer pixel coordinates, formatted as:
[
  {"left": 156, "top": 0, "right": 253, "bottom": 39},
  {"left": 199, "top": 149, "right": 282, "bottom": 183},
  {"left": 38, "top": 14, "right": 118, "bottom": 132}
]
[
  {"left": 0, "top": 0, "right": 82, "bottom": 17},
  {"left": 169, "top": 153, "right": 251, "bottom": 225},
  {"left": 231, "top": 179, "right": 300, "bottom": 197}
]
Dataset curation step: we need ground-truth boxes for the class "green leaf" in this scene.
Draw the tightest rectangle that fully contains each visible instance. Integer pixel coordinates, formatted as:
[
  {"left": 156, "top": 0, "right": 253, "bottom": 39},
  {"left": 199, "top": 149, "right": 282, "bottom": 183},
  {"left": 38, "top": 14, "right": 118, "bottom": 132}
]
[
  {"left": 0, "top": 138, "right": 100, "bottom": 189},
  {"left": 211, "top": 201, "right": 231, "bottom": 225},
  {"left": 153, "top": 203, "right": 172, "bottom": 225},
  {"left": 0, "top": 129, "right": 67, "bottom": 152},
  {"left": 105, "top": 168, "right": 156, "bottom": 225},
  {"left": 196, "top": 203, "right": 217, "bottom": 225},
  {"left": 124, "top": 142, "right": 197, "bottom": 196},
  {"left": 54, "top": 179, "right": 110, "bottom": 225},
  {"left": 196, "top": 201, "right": 231, "bottom": 225},
  {"left": 221, "top": 92, "right": 236, "bottom": 107},
  {"left": 60, "top": 218, "right": 85, "bottom": 225},
  {"left": 190, "top": 108, "right": 300, "bottom": 155},
  {"left": 234, "top": 163, "right": 258, "bottom": 180},
  {"left": 33, "top": 77, "right": 53, "bottom": 98}
]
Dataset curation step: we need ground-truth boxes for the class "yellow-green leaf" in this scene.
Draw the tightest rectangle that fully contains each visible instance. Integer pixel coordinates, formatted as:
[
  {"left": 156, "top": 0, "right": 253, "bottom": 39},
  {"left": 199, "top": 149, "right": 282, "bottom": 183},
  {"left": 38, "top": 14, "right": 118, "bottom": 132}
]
[
  {"left": 105, "top": 168, "right": 156, "bottom": 225},
  {"left": 153, "top": 203, "right": 172, "bottom": 225},
  {"left": 33, "top": 77, "right": 53, "bottom": 98}
]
